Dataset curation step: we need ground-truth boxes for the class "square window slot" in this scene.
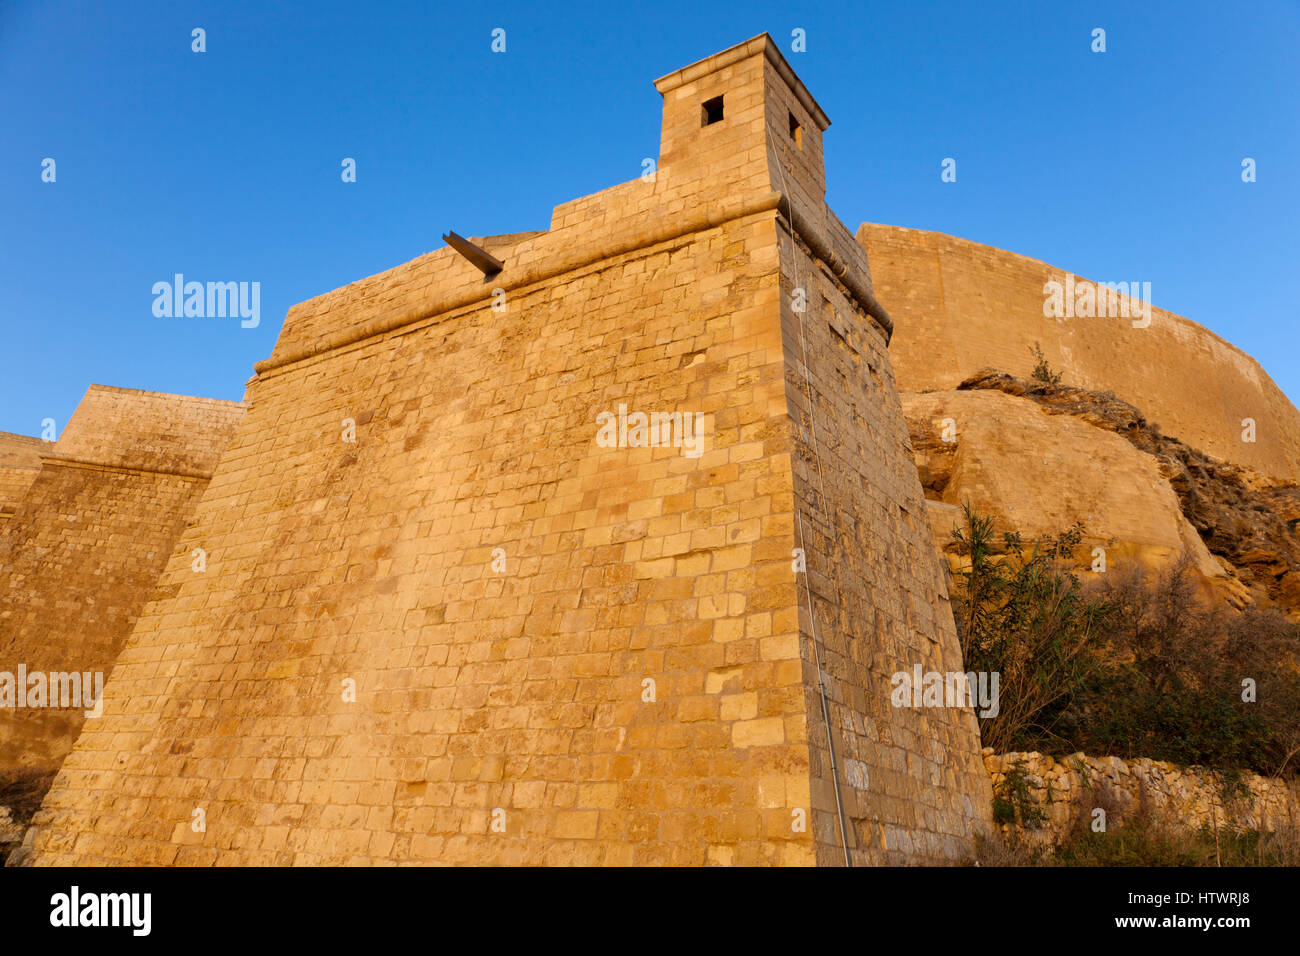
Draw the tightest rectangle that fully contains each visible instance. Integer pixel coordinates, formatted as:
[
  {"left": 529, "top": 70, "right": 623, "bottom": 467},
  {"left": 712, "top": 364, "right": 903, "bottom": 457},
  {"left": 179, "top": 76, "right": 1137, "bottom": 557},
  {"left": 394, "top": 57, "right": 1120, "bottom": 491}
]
[{"left": 701, "top": 95, "right": 724, "bottom": 126}]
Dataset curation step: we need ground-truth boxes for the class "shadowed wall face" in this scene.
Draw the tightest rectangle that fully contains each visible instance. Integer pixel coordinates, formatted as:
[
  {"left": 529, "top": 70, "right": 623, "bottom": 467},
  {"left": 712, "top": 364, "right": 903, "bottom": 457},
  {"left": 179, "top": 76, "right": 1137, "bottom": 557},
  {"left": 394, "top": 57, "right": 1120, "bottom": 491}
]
[
  {"left": 777, "top": 225, "right": 990, "bottom": 865},
  {"left": 0, "top": 387, "right": 244, "bottom": 785}
]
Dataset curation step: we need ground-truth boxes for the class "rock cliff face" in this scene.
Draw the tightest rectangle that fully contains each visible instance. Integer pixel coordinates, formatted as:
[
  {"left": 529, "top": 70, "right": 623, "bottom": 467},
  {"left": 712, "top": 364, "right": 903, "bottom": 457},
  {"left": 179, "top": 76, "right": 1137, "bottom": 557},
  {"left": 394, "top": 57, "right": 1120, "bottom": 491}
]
[
  {"left": 903, "top": 386, "right": 1223, "bottom": 581},
  {"left": 904, "top": 372, "right": 1300, "bottom": 617},
  {"left": 957, "top": 372, "right": 1300, "bottom": 614},
  {"left": 857, "top": 224, "right": 1300, "bottom": 618}
]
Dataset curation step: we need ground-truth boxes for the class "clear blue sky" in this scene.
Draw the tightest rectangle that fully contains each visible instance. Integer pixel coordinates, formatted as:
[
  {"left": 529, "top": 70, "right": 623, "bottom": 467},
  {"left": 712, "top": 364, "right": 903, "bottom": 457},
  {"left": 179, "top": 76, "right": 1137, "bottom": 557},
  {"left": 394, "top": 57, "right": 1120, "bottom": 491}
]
[{"left": 2, "top": 0, "right": 1297, "bottom": 437}]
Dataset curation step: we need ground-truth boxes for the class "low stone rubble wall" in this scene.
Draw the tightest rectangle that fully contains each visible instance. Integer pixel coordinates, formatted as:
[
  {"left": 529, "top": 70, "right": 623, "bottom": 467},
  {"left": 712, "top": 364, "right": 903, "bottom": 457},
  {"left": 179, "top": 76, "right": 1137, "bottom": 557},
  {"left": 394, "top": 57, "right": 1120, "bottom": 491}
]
[
  {"left": 0, "top": 806, "right": 22, "bottom": 864},
  {"left": 985, "top": 750, "right": 1300, "bottom": 844}
]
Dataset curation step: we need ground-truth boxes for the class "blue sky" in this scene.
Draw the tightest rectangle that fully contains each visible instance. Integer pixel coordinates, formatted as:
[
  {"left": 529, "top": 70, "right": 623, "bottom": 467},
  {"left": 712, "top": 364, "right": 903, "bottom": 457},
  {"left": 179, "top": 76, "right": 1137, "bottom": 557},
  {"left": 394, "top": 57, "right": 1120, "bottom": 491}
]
[{"left": 2, "top": 0, "right": 1297, "bottom": 437}]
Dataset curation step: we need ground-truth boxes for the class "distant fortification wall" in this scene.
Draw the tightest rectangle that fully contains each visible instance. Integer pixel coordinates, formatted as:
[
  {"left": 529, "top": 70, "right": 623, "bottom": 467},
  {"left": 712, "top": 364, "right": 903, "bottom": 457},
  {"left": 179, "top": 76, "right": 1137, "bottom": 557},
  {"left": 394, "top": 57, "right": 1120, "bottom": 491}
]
[
  {"left": 23, "top": 36, "right": 990, "bottom": 867},
  {"left": 0, "top": 432, "right": 43, "bottom": 520},
  {"left": 857, "top": 224, "right": 1300, "bottom": 484},
  {"left": 0, "top": 386, "right": 244, "bottom": 786}
]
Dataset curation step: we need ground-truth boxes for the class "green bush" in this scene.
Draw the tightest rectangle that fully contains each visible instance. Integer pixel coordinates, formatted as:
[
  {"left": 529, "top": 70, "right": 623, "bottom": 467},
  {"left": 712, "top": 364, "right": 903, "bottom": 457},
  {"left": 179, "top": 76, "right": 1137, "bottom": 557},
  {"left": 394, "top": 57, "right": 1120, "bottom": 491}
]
[
  {"left": 991, "top": 760, "right": 1046, "bottom": 828},
  {"left": 1029, "top": 342, "right": 1062, "bottom": 385},
  {"left": 1063, "top": 559, "right": 1300, "bottom": 778},
  {"left": 948, "top": 507, "right": 1300, "bottom": 779},
  {"left": 948, "top": 504, "right": 1108, "bottom": 753}
]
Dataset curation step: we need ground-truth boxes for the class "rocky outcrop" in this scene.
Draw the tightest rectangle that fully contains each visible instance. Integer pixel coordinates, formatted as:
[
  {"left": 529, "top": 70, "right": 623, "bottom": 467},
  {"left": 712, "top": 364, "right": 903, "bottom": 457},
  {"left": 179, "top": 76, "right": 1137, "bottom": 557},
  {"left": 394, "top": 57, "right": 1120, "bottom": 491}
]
[
  {"left": 903, "top": 387, "right": 1230, "bottom": 596},
  {"left": 957, "top": 371, "right": 1300, "bottom": 615},
  {"left": 0, "top": 769, "right": 51, "bottom": 865}
]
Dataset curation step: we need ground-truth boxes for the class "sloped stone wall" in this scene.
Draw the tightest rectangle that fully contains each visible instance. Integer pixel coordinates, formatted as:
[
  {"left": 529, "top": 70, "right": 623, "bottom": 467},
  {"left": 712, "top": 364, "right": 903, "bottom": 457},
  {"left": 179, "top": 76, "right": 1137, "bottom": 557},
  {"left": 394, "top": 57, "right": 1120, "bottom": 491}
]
[
  {"left": 20, "top": 36, "right": 992, "bottom": 867},
  {"left": 0, "top": 387, "right": 243, "bottom": 784},
  {"left": 779, "top": 223, "right": 991, "bottom": 864}
]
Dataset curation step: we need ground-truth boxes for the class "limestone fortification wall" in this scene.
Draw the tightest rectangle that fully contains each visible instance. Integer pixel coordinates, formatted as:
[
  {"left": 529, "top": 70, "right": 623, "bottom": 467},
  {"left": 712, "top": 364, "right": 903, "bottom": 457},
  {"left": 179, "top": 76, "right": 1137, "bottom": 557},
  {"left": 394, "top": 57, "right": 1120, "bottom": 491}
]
[
  {"left": 47, "top": 385, "right": 239, "bottom": 477},
  {"left": 0, "top": 432, "right": 43, "bottom": 520},
  {"left": 858, "top": 223, "right": 1300, "bottom": 484},
  {"left": 22, "top": 35, "right": 990, "bottom": 866},
  {"left": 778, "top": 225, "right": 989, "bottom": 864},
  {"left": 0, "top": 386, "right": 244, "bottom": 783},
  {"left": 986, "top": 751, "right": 1300, "bottom": 845}
]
